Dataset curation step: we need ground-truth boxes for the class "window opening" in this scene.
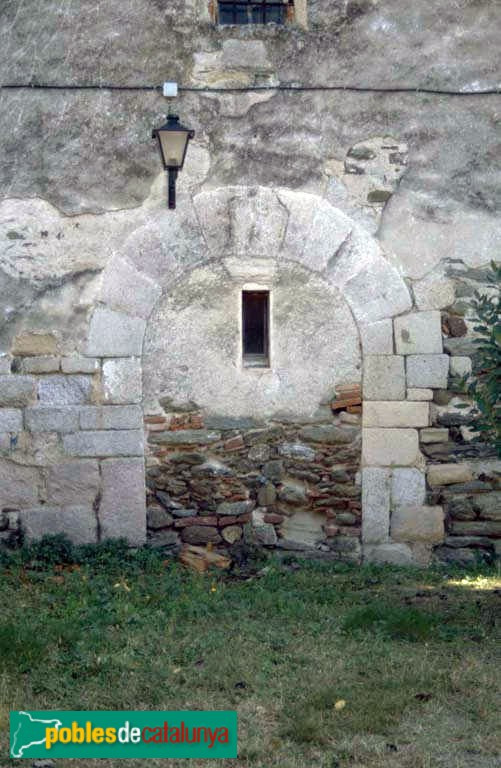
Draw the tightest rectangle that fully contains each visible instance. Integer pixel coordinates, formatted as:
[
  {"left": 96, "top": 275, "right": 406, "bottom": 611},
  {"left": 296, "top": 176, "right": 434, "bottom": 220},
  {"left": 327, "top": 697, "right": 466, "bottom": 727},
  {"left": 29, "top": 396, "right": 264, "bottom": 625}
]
[
  {"left": 217, "top": 1, "right": 293, "bottom": 25},
  {"left": 242, "top": 291, "right": 270, "bottom": 367}
]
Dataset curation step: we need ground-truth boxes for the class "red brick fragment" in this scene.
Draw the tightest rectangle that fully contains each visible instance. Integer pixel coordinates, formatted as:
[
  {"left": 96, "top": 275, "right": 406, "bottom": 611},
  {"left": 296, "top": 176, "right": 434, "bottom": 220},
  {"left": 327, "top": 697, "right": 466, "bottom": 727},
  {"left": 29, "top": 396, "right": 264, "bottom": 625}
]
[{"left": 224, "top": 435, "right": 245, "bottom": 451}]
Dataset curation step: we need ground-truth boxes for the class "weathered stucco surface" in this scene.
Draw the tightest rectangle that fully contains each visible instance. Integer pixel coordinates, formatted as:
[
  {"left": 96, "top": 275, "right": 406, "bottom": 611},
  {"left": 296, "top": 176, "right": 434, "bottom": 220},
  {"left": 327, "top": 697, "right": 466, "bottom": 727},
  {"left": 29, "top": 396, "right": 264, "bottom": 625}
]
[{"left": 143, "top": 261, "right": 361, "bottom": 419}]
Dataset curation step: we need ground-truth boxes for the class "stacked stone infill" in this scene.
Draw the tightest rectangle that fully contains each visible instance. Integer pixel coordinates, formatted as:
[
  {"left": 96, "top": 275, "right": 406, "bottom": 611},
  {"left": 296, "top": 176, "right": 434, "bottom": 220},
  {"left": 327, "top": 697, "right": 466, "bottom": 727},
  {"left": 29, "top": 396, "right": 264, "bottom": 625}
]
[
  {"left": 0, "top": 332, "right": 146, "bottom": 546},
  {"left": 422, "top": 385, "right": 499, "bottom": 565},
  {"left": 145, "top": 408, "right": 362, "bottom": 563}
]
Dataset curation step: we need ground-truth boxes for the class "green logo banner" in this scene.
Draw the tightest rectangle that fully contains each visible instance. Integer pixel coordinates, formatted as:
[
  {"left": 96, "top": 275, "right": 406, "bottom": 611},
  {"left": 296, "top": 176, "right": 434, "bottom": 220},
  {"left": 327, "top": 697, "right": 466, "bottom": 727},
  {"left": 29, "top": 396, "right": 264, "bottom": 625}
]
[{"left": 10, "top": 710, "right": 237, "bottom": 759}]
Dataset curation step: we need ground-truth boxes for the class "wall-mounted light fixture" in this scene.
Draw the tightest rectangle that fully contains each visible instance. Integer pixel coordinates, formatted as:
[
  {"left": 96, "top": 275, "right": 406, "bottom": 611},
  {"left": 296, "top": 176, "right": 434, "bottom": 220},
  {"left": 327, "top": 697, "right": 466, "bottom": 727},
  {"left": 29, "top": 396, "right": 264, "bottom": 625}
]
[{"left": 152, "top": 114, "right": 195, "bottom": 210}]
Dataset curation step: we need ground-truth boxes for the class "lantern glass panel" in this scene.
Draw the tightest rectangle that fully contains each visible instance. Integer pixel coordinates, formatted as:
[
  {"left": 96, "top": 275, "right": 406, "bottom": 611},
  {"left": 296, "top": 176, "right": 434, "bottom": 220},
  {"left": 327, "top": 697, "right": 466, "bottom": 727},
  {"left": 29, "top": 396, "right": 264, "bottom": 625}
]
[{"left": 158, "top": 130, "right": 189, "bottom": 168}]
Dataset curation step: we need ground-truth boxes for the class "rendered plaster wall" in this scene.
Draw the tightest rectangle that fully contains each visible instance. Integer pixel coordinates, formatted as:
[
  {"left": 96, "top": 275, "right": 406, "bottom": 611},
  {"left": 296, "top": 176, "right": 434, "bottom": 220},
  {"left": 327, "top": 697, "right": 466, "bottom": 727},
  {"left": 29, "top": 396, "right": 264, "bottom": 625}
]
[{"left": 0, "top": 0, "right": 500, "bottom": 561}]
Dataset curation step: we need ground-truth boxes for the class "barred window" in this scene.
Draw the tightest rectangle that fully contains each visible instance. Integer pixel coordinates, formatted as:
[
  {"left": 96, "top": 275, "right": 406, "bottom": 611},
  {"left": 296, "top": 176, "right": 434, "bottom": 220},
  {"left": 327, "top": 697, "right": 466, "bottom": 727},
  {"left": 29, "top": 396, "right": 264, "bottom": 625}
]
[{"left": 217, "top": 0, "right": 293, "bottom": 25}]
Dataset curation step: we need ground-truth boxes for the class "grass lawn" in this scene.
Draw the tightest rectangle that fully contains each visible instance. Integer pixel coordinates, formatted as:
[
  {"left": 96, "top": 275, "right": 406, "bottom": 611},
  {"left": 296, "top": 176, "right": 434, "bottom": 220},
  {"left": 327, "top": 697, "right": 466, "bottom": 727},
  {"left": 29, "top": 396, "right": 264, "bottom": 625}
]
[{"left": 0, "top": 541, "right": 500, "bottom": 768}]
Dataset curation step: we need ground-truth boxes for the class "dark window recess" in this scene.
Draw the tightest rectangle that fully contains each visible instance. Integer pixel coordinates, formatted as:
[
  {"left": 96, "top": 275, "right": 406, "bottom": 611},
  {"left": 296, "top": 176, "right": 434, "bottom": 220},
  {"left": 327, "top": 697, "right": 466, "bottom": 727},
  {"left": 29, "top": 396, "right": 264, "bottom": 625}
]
[
  {"left": 218, "top": 1, "right": 291, "bottom": 25},
  {"left": 242, "top": 291, "right": 270, "bottom": 367}
]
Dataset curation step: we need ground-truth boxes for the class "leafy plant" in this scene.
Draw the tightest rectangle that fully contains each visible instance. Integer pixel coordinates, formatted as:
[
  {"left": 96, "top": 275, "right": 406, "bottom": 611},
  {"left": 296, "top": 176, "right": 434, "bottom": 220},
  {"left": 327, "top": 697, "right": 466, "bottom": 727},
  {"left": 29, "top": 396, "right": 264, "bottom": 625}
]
[{"left": 459, "top": 261, "right": 501, "bottom": 456}]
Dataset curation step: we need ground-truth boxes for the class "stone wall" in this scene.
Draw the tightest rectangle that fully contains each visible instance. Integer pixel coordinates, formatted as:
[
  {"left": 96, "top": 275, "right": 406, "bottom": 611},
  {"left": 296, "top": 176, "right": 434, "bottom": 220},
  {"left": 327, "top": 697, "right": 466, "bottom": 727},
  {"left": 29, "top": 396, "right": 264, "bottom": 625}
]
[
  {"left": 0, "top": 332, "right": 146, "bottom": 546},
  {"left": 0, "top": 2, "right": 499, "bottom": 563},
  {"left": 145, "top": 403, "right": 362, "bottom": 561}
]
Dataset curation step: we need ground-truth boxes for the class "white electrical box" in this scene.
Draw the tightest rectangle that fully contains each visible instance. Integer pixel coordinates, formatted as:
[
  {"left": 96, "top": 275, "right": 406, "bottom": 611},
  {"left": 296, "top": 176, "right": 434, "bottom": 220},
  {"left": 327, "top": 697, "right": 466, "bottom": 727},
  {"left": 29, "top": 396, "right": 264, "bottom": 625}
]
[{"left": 163, "top": 82, "right": 178, "bottom": 98}]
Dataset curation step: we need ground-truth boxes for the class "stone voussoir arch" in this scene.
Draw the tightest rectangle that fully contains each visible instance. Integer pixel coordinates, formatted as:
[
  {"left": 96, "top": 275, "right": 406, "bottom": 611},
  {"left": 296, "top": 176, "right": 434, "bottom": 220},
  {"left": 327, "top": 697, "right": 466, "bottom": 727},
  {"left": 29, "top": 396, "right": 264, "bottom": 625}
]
[{"left": 85, "top": 185, "right": 413, "bottom": 557}]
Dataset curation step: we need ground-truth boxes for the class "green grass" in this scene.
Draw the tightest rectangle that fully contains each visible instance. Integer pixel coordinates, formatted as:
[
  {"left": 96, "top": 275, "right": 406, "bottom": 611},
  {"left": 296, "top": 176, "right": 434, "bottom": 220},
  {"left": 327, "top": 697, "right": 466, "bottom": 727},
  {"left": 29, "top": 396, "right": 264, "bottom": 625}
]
[{"left": 0, "top": 540, "right": 500, "bottom": 767}]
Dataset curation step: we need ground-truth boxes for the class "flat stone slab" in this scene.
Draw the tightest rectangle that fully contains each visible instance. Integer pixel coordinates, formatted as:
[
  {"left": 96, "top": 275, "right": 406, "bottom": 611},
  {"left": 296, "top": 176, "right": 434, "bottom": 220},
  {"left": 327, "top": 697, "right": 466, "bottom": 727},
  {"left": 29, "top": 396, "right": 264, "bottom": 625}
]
[
  {"left": 427, "top": 463, "right": 474, "bottom": 486},
  {"left": 391, "top": 505, "right": 444, "bottom": 544},
  {"left": 79, "top": 405, "right": 143, "bottom": 430},
  {"left": 86, "top": 308, "right": 146, "bottom": 357},
  {"left": 394, "top": 311, "right": 443, "bottom": 355},
  {"left": 63, "top": 429, "right": 144, "bottom": 457},
  {"left": 216, "top": 501, "right": 255, "bottom": 516},
  {"left": 362, "top": 428, "right": 420, "bottom": 466},
  {"left": 20, "top": 505, "right": 97, "bottom": 544},
  {"left": 37, "top": 375, "right": 93, "bottom": 406},
  {"left": 363, "top": 542, "right": 414, "bottom": 565},
  {"left": 299, "top": 424, "right": 358, "bottom": 444},
  {"left": 100, "top": 458, "right": 146, "bottom": 545},
  {"left": 363, "top": 401, "right": 429, "bottom": 428},
  {"left": 362, "top": 467, "right": 390, "bottom": 544},
  {"left": 0, "top": 459, "right": 40, "bottom": 507},
  {"left": 47, "top": 460, "right": 100, "bottom": 506},
  {"left": 391, "top": 468, "right": 426, "bottom": 508},
  {"left": 25, "top": 407, "right": 79, "bottom": 433},
  {"left": 420, "top": 427, "right": 449, "bottom": 443},
  {"left": 148, "top": 429, "right": 221, "bottom": 445},
  {"left": 406, "top": 355, "right": 449, "bottom": 389},
  {"left": 363, "top": 356, "right": 405, "bottom": 400},
  {"left": 0, "top": 376, "right": 36, "bottom": 407},
  {"left": 102, "top": 358, "right": 142, "bottom": 404},
  {"left": 360, "top": 319, "right": 393, "bottom": 355},
  {"left": 0, "top": 409, "right": 22, "bottom": 432}
]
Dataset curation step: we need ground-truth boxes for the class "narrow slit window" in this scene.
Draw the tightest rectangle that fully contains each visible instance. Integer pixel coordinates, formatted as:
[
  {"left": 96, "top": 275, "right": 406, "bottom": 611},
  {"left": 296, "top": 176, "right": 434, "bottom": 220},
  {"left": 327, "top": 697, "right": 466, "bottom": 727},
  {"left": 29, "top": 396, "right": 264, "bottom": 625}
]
[{"left": 242, "top": 291, "right": 270, "bottom": 368}]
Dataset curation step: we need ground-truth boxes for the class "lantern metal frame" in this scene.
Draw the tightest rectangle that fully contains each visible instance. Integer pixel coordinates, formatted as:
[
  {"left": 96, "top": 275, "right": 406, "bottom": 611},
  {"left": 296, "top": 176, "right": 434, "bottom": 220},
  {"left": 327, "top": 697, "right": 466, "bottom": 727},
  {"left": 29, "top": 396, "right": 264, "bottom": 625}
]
[{"left": 151, "top": 114, "right": 195, "bottom": 210}]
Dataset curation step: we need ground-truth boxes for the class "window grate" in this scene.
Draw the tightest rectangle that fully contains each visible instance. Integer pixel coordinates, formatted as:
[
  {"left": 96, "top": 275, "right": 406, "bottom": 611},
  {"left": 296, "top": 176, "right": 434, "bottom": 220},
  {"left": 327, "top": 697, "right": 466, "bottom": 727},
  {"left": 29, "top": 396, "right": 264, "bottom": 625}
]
[{"left": 218, "top": 1, "right": 291, "bottom": 25}]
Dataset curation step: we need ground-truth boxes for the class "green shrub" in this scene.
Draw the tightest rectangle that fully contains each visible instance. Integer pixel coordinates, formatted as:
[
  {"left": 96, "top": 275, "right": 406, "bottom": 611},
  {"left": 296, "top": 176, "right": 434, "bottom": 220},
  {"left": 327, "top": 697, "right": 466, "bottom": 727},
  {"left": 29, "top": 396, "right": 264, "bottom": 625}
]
[{"left": 459, "top": 261, "right": 501, "bottom": 456}]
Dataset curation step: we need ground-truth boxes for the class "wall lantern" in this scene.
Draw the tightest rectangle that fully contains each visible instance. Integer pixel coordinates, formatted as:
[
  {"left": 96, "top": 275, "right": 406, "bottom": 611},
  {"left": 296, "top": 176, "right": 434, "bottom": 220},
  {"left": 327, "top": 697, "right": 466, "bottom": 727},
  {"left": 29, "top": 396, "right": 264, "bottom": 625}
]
[{"left": 152, "top": 114, "right": 195, "bottom": 210}]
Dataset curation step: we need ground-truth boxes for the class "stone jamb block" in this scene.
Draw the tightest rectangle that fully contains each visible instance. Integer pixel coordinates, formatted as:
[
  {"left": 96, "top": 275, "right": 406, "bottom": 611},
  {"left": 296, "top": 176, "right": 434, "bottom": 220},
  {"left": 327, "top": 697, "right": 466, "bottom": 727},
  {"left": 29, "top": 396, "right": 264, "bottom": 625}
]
[
  {"left": 391, "top": 468, "right": 426, "bottom": 509},
  {"left": 20, "top": 506, "right": 97, "bottom": 544},
  {"left": 63, "top": 430, "right": 144, "bottom": 458},
  {"left": 102, "top": 358, "right": 142, "bottom": 404},
  {"left": 362, "top": 467, "right": 390, "bottom": 543},
  {"left": 363, "top": 401, "right": 429, "bottom": 428},
  {"left": 47, "top": 461, "right": 100, "bottom": 506},
  {"left": 363, "top": 542, "right": 414, "bottom": 565},
  {"left": 25, "top": 407, "right": 80, "bottom": 433},
  {"left": 0, "top": 409, "right": 23, "bottom": 432},
  {"left": 100, "top": 257, "right": 161, "bottom": 320},
  {"left": 20, "top": 356, "right": 61, "bottom": 374},
  {"left": 406, "top": 355, "right": 449, "bottom": 389},
  {"left": 79, "top": 405, "right": 143, "bottom": 430},
  {"left": 390, "top": 505, "right": 444, "bottom": 544},
  {"left": 61, "top": 356, "right": 100, "bottom": 374},
  {"left": 37, "top": 375, "right": 94, "bottom": 406},
  {"left": 394, "top": 311, "right": 443, "bottom": 355},
  {"left": 86, "top": 308, "right": 146, "bottom": 357},
  {"left": 0, "top": 376, "right": 36, "bottom": 407},
  {"left": 100, "top": 458, "right": 146, "bottom": 545},
  {"left": 0, "top": 459, "right": 40, "bottom": 507},
  {"left": 363, "top": 355, "right": 405, "bottom": 401},
  {"left": 360, "top": 319, "right": 394, "bottom": 355},
  {"left": 362, "top": 428, "right": 420, "bottom": 467}
]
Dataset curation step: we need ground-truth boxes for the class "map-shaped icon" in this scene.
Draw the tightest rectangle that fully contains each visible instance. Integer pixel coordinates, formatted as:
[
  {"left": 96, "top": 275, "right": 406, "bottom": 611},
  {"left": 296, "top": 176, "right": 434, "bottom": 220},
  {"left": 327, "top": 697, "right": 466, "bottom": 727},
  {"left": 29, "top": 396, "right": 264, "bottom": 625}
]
[{"left": 11, "top": 711, "right": 62, "bottom": 758}]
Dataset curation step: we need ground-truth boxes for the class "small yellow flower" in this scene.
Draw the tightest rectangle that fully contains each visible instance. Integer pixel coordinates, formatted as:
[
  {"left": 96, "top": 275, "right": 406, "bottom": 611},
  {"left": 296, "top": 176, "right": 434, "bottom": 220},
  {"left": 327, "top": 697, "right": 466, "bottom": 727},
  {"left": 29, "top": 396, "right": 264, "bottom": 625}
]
[{"left": 334, "top": 700, "right": 346, "bottom": 711}]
